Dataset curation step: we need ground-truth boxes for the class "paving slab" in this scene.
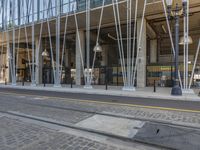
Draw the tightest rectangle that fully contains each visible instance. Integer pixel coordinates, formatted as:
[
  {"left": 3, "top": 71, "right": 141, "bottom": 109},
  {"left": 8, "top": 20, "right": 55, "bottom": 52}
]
[{"left": 76, "top": 114, "right": 145, "bottom": 138}]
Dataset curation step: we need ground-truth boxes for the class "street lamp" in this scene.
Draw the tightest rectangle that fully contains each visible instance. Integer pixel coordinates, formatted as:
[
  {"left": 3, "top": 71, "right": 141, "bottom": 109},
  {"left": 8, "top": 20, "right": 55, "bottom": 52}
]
[
  {"left": 166, "top": 0, "right": 173, "bottom": 7},
  {"left": 42, "top": 49, "right": 49, "bottom": 57},
  {"left": 179, "top": 35, "right": 193, "bottom": 45},
  {"left": 93, "top": 43, "right": 103, "bottom": 53},
  {"left": 166, "top": 0, "right": 186, "bottom": 96},
  {"left": 42, "top": 49, "right": 49, "bottom": 86}
]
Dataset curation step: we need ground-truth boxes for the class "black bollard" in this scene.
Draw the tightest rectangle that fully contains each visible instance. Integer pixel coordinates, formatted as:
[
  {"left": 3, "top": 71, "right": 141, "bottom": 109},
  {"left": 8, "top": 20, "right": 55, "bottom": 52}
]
[
  {"left": 105, "top": 67, "right": 108, "bottom": 90},
  {"left": 71, "top": 78, "right": 73, "bottom": 88},
  {"left": 5, "top": 78, "right": 7, "bottom": 85},
  {"left": 43, "top": 79, "right": 45, "bottom": 87},
  {"left": 154, "top": 80, "right": 156, "bottom": 92},
  {"left": 43, "top": 72, "right": 46, "bottom": 87},
  {"left": 22, "top": 79, "right": 24, "bottom": 86}
]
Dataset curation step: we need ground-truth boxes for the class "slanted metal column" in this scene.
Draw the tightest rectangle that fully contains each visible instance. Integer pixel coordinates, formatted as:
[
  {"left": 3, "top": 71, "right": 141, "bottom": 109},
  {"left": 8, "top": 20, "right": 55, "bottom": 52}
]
[
  {"left": 12, "top": 0, "right": 16, "bottom": 85},
  {"left": 26, "top": 0, "right": 30, "bottom": 23},
  {"left": 127, "top": 0, "right": 131, "bottom": 88},
  {"left": 55, "top": 0, "right": 61, "bottom": 87},
  {"left": 185, "top": 1, "right": 189, "bottom": 90},
  {"left": 84, "top": 0, "right": 92, "bottom": 89},
  {"left": 18, "top": 0, "right": 21, "bottom": 25},
  {"left": 31, "top": 0, "right": 36, "bottom": 86},
  {"left": 4, "top": 0, "right": 10, "bottom": 83},
  {"left": 1, "top": 0, "right": 3, "bottom": 29},
  {"left": 35, "top": 38, "right": 43, "bottom": 85},
  {"left": 4, "top": 0, "right": 11, "bottom": 83},
  {"left": 37, "top": 0, "right": 40, "bottom": 21}
]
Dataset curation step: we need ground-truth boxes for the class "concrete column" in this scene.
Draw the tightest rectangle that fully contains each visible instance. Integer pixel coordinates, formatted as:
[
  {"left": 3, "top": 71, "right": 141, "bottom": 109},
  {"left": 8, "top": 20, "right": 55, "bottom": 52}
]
[
  {"left": 64, "top": 48, "right": 69, "bottom": 67},
  {"left": 150, "top": 39, "right": 157, "bottom": 63},
  {"left": 6, "top": 49, "right": 10, "bottom": 83},
  {"left": 137, "top": 18, "right": 147, "bottom": 88},
  {"left": 75, "top": 30, "right": 85, "bottom": 85},
  {"left": 101, "top": 45, "right": 108, "bottom": 66},
  {"left": 35, "top": 38, "right": 43, "bottom": 85},
  {"left": 64, "top": 48, "right": 71, "bottom": 84}
]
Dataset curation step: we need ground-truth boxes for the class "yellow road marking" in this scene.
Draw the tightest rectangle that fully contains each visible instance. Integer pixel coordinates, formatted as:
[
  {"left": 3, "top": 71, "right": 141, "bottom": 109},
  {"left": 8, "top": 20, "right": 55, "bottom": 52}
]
[{"left": 0, "top": 91, "right": 200, "bottom": 113}]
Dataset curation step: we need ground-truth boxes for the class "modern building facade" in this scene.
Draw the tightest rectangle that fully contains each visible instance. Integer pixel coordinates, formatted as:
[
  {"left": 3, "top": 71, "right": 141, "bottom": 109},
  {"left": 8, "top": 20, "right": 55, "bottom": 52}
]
[{"left": 0, "top": 0, "right": 200, "bottom": 90}]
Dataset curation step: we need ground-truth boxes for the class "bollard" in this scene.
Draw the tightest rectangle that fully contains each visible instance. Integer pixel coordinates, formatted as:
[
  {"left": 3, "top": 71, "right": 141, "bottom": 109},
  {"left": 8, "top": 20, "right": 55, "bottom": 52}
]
[
  {"left": 105, "top": 75, "right": 108, "bottom": 90},
  {"left": 44, "top": 81, "right": 46, "bottom": 87},
  {"left": 43, "top": 79, "right": 45, "bottom": 87},
  {"left": 154, "top": 80, "right": 156, "bottom": 92},
  {"left": 71, "top": 78, "right": 73, "bottom": 88},
  {"left": 43, "top": 72, "right": 46, "bottom": 87},
  {"left": 105, "top": 67, "right": 108, "bottom": 90},
  {"left": 5, "top": 78, "right": 7, "bottom": 85},
  {"left": 22, "top": 79, "right": 24, "bottom": 86}
]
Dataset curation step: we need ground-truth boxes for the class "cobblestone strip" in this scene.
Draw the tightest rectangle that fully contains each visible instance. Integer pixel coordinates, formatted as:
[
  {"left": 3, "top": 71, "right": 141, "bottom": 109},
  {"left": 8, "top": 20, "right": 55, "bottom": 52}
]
[
  {"left": 1, "top": 94, "right": 200, "bottom": 128},
  {"left": 0, "top": 100, "right": 93, "bottom": 124},
  {"left": 0, "top": 116, "right": 132, "bottom": 150},
  {"left": 24, "top": 96, "right": 200, "bottom": 128}
]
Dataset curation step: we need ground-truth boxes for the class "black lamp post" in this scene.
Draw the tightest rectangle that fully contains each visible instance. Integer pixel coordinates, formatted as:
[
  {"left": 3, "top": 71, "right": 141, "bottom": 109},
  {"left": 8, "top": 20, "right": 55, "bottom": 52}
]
[{"left": 166, "top": 0, "right": 182, "bottom": 96}]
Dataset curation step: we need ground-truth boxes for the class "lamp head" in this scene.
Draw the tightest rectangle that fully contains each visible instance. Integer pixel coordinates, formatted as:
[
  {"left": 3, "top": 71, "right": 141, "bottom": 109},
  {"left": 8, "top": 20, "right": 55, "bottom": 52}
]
[
  {"left": 179, "top": 35, "right": 193, "bottom": 45},
  {"left": 182, "top": 0, "right": 188, "bottom": 3},
  {"left": 166, "top": 0, "right": 173, "bottom": 6},
  {"left": 42, "top": 49, "right": 49, "bottom": 57},
  {"left": 8, "top": 54, "right": 12, "bottom": 60},
  {"left": 93, "top": 43, "right": 103, "bottom": 53}
]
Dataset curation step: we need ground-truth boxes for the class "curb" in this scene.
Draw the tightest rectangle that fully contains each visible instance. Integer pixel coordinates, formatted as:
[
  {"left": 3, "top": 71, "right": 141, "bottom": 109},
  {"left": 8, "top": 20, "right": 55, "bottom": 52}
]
[{"left": 0, "top": 85, "right": 200, "bottom": 102}]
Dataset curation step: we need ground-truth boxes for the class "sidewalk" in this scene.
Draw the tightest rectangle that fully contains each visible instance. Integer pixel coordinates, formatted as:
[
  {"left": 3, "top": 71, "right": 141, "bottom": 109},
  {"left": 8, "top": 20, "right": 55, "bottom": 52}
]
[{"left": 0, "top": 83, "right": 199, "bottom": 101}]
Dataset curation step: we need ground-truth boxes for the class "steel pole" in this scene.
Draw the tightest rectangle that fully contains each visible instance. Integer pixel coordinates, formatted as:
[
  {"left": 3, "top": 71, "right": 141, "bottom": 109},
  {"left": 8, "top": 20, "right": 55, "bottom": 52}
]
[
  {"left": 55, "top": 0, "right": 61, "bottom": 87},
  {"left": 84, "top": 0, "right": 92, "bottom": 89},
  {"left": 86, "top": 0, "right": 90, "bottom": 86},
  {"left": 12, "top": 0, "right": 16, "bottom": 85},
  {"left": 31, "top": 0, "right": 36, "bottom": 86}
]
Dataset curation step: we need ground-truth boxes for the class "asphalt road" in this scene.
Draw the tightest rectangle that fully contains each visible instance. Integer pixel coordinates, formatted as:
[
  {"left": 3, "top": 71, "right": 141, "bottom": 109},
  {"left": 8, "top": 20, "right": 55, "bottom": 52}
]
[{"left": 0, "top": 87, "right": 200, "bottom": 112}]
